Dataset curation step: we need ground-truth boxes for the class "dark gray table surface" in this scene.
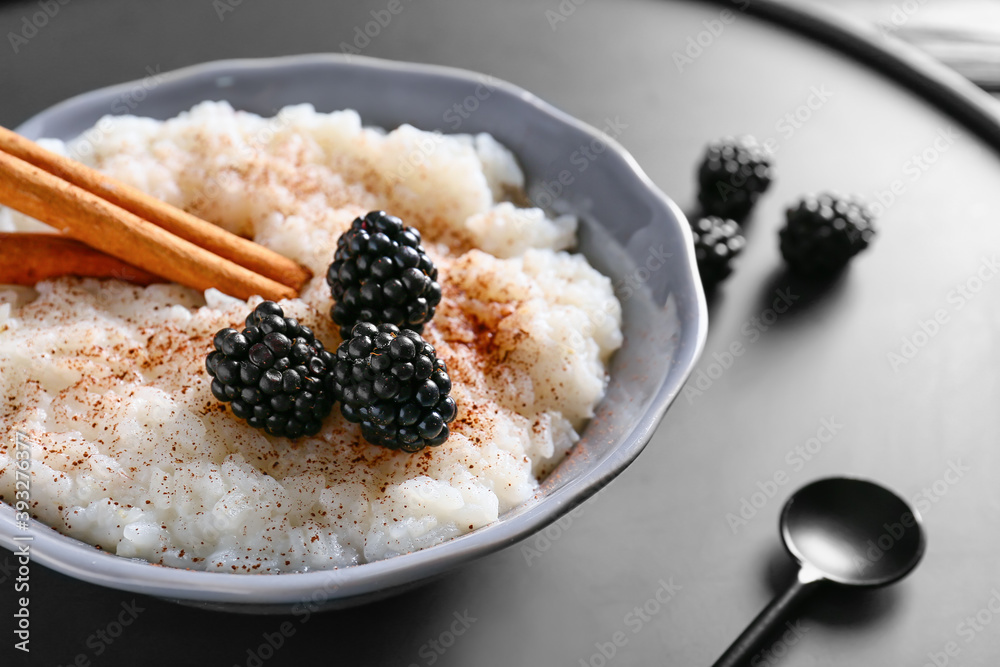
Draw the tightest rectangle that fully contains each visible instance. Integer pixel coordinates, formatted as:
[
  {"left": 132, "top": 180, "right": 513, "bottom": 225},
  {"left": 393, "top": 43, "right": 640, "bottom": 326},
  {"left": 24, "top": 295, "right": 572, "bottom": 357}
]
[{"left": 3, "top": 0, "right": 1000, "bottom": 665}]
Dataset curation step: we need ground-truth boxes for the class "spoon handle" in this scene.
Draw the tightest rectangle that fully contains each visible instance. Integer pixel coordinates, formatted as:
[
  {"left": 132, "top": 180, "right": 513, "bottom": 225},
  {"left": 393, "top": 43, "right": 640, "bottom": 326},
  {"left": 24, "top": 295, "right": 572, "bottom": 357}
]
[{"left": 710, "top": 567, "right": 824, "bottom": 667}]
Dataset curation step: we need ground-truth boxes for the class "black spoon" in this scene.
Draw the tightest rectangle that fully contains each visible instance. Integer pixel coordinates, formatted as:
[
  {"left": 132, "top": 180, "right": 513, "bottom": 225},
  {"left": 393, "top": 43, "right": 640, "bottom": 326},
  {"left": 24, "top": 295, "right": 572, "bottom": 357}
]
[{"left": 712, "top": 477, "right": 926, "bottom": 667}]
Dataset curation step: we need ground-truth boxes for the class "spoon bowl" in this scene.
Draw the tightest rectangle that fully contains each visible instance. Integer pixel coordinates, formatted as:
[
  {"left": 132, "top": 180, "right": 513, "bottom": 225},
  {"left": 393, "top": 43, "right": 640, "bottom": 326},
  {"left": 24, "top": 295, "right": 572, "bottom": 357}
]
[{"left": 782, "top": 477, "right": 926, "bottom": 587}]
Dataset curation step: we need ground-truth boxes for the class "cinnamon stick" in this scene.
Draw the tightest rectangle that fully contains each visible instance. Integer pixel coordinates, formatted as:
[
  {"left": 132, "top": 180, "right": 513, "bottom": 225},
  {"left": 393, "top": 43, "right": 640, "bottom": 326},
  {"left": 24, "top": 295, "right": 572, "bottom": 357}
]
[
  {"left": 0, "top": 233, "right": 163, "bottom": 286},
  {"left": 0, "top": 125, "right": 311, "bottom": 291},
  {"left": 0, "top": 149, "right": 297, "bottom": 301}
]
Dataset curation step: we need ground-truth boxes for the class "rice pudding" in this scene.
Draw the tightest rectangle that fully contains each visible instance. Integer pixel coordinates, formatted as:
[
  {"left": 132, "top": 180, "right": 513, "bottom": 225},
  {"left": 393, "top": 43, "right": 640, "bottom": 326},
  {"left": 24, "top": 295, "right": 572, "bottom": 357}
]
[{"left": 0, "top": 102, "right": 622, "bottom": 572}]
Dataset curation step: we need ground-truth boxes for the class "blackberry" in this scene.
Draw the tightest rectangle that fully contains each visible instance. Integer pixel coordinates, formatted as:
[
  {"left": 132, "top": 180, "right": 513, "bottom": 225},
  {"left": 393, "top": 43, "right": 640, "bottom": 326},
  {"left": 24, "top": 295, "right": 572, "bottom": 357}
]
[
  {"left": 327, "top": 211, "right": 442, "bottom": 339},
  {"left": 205, "top": 301, "right": 336, "bottom": 439},
  {"left": 333, "top": 322, "right": 456, "bottom": 452},
  {"left": 690, "top": 216, "right": 746, "bottom": 288},
  {"left": 697, "top": 136, "right": 774, "bottom": 220},
  {"left": 779, "top": 194, "right": 876, "bottom": 277}
]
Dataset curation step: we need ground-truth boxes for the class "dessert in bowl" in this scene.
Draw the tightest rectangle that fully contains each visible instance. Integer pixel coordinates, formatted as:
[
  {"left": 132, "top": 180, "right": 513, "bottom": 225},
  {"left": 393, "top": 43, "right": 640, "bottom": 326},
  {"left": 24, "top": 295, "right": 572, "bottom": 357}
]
[{"left": 0, "top": 55, "right": 706, "bottom": 611}]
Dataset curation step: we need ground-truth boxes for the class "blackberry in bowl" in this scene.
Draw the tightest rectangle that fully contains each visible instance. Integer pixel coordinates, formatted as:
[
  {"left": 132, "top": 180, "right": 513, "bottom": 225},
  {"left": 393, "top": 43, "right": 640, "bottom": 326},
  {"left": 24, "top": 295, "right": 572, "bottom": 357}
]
[
  {"left": 327, "top": 211, "right": 442, "bottom": 338},
  {"left": 206, "top": 301, "right": 336, "bottom": 438},
  {"left": 333, "top": 322, "right": 457, "bottom": 452}
]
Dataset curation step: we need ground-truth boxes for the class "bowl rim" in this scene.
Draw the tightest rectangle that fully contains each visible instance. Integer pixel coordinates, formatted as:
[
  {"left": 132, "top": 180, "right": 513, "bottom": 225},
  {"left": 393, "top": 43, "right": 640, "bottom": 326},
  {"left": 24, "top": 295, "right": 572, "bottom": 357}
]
[{"left": 1, "top": 53, "right": 708, "bottom": 605}]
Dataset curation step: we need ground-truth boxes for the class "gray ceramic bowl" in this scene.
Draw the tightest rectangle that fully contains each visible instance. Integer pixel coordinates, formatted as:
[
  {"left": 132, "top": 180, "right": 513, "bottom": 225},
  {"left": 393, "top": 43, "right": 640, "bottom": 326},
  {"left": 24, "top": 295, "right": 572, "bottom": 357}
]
[{"left": 0, "top": 55, "right": 707, "bottom": 613}]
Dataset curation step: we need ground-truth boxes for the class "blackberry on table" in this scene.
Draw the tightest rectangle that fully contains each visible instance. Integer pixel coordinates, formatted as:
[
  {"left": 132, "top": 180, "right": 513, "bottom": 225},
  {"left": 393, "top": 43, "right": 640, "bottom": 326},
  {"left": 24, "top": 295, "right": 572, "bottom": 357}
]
[
  {"left": 690, "top": 216, "right": 746, "bottom": 288},
  {"left": 333, "top": 322, "right": 457, "bottom": 452},
  {"left": 206, "top": 301, "right": 336, "bottom": 439},
  {"left": 327, "top": 211, "right": 442, "bottom": 339},
  {"left": 697, "top": 136, "right": 774, "bottom": 221},
  {"left": 779, "top": 193, "right": 876, "bottom": 277}
]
